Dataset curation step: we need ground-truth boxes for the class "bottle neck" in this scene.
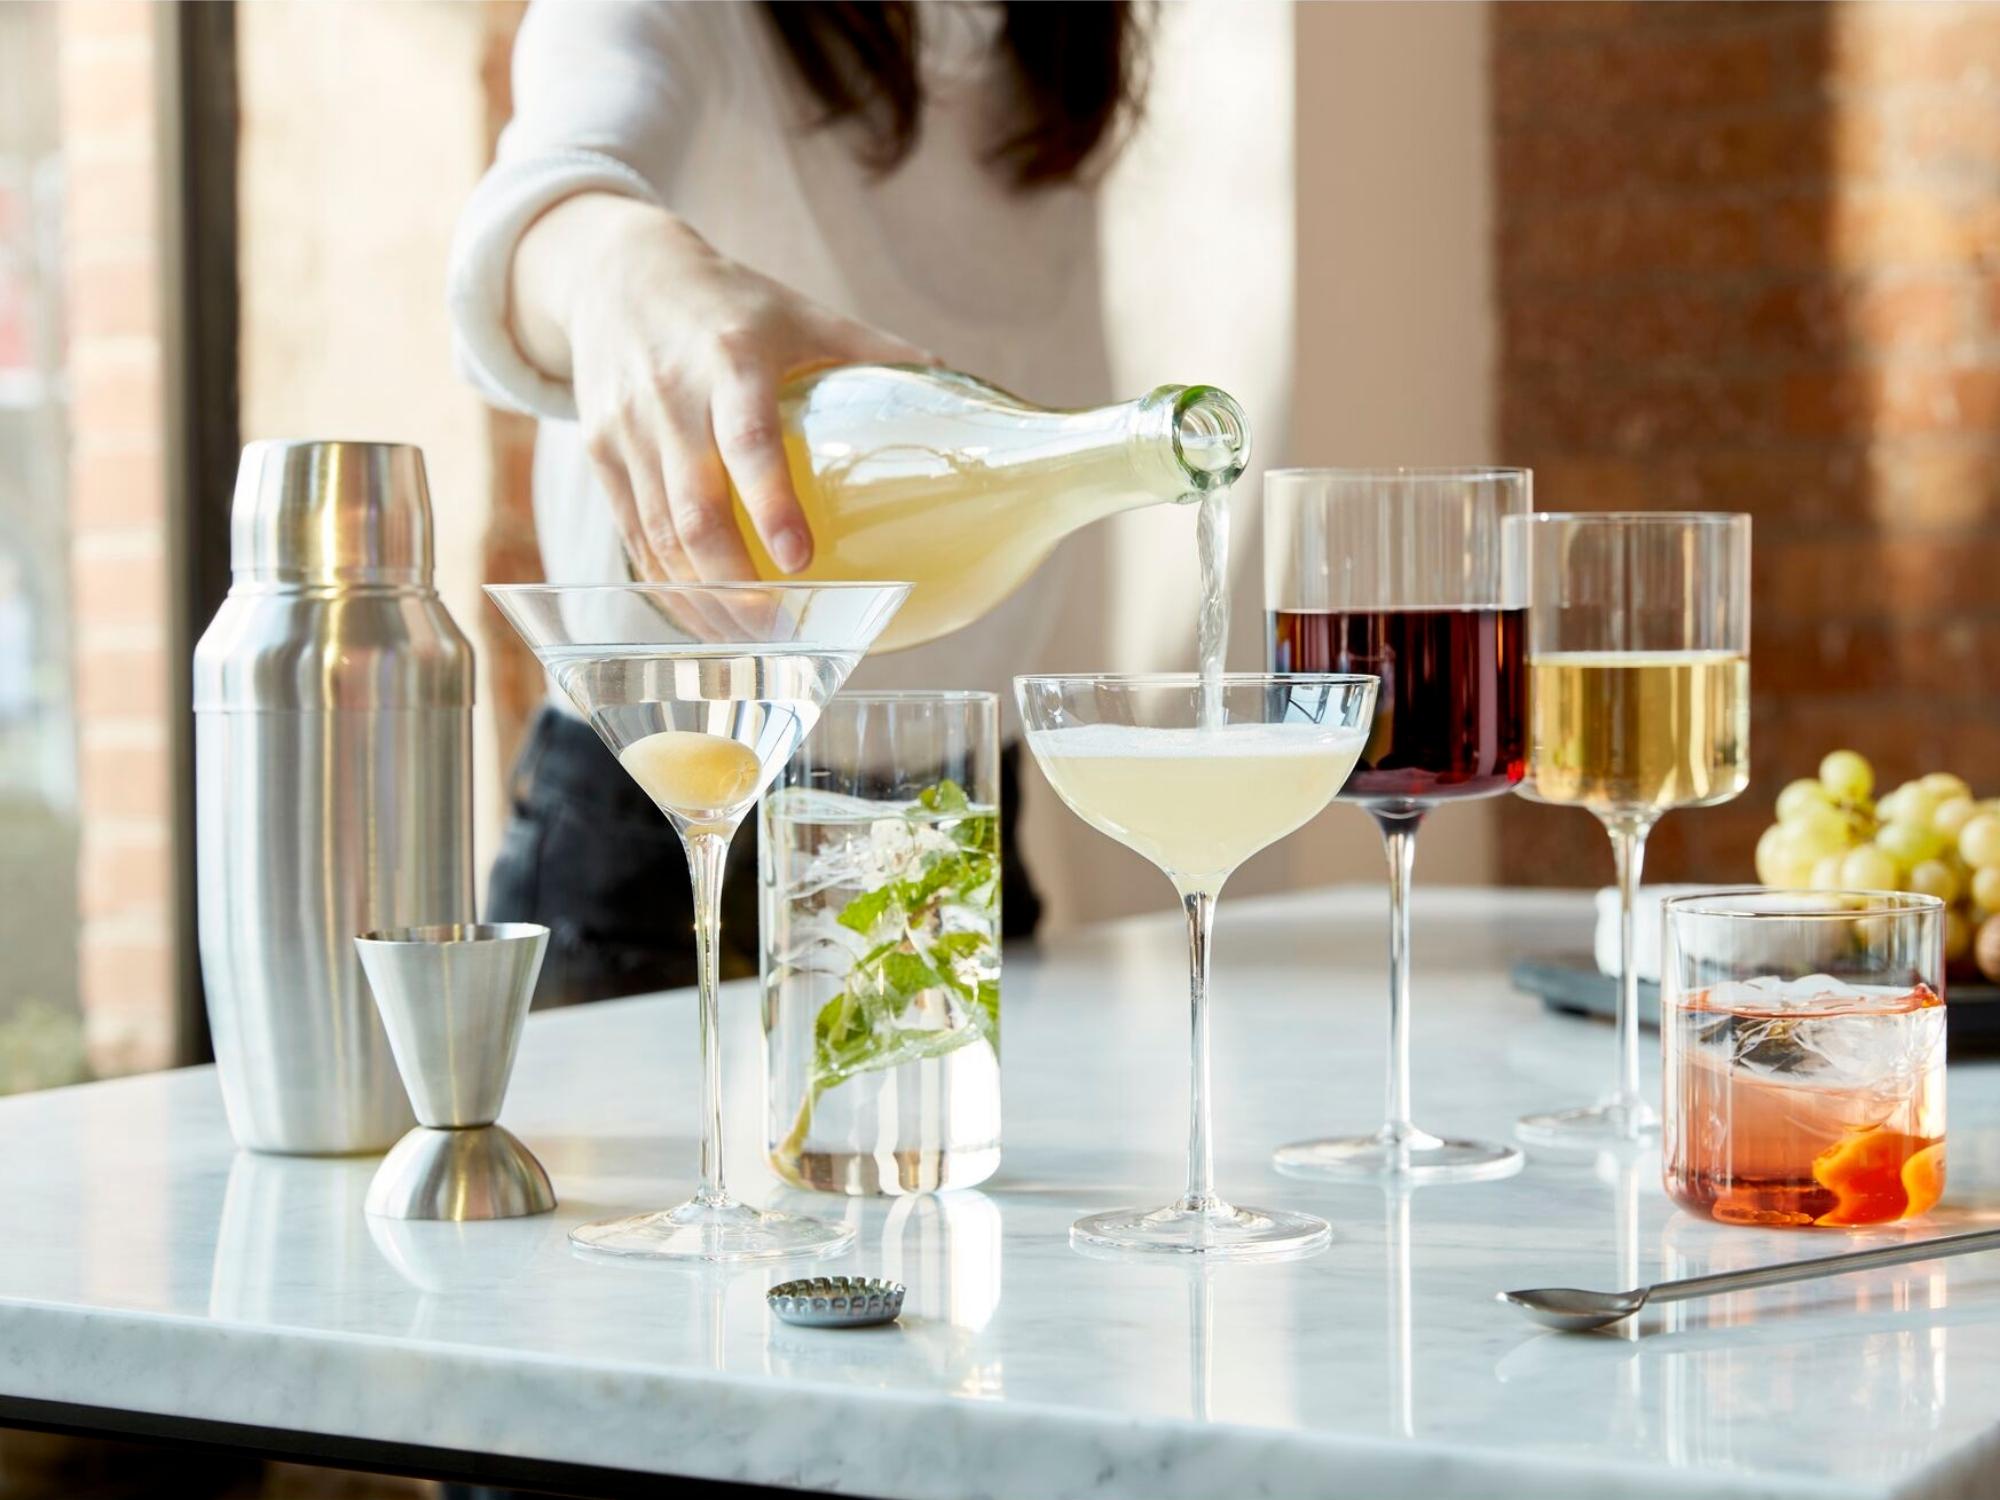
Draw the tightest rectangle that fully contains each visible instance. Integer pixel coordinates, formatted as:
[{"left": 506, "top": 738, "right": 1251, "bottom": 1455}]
[
  {"left": 1129, "top": 385, "right": 1251, "bottom": 501},
  {"left": 1005, "top": 384, "right": 1249, "bottom": 541}
]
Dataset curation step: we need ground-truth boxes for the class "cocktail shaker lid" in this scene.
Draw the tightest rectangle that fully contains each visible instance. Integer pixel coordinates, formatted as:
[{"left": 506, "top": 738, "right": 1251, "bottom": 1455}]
[
  {"left": 194, "top": 440, "right": 473, "bottom": 713},
  {"left": 231, "top": 440, "right": 434, "bottom": 587}
]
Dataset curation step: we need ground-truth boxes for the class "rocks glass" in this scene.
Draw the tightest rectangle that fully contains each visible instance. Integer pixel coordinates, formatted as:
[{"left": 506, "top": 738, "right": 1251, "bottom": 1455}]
[{"left": 1662, "top": 890, "right": 1946, "bottom": 1228}]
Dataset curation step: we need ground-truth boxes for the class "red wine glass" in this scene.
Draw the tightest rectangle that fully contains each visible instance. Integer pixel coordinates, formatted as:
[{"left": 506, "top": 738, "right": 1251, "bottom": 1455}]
[{"left": 1264, "top": 468, "right": 1530, "bottom": 1184}]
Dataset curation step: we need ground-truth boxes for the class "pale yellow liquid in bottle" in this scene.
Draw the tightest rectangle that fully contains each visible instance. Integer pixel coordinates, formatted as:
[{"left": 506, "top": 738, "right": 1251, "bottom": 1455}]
[
  {"left": 618, "top": 730, "right": 765, "bottom": 827},
  {"left": 734, "top": 434, "right": 1087, "bottom": 654},
  {"left": 1027, "top": 723, "right": 1366, "bottom": 895},
  {"left": 719, "top": 368, "right": 1241, "bottom": 654},
  {"left": 1520, "top": 650, "right": 1749, "bottom": 815}
]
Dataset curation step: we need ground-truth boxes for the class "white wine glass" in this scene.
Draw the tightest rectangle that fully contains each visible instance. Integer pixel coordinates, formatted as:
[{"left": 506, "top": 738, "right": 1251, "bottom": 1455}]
[
  {"left": 1510, "top": 513, "right": 1751, "bottom": 1147},
  {"left": 1016, "top": 671, "right": 1377, "bottom": 1258}
]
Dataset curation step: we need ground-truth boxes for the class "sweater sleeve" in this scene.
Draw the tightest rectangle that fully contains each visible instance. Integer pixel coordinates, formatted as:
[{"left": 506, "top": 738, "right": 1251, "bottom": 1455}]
[{"left": 446, "top": 1, "right": 712, "bottom": 421}]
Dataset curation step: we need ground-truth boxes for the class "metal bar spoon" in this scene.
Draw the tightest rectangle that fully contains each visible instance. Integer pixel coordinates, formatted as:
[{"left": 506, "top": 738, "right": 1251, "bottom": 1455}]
[{"left": 1501, "top": 1225, "right": 2000, "bottom": 1332}]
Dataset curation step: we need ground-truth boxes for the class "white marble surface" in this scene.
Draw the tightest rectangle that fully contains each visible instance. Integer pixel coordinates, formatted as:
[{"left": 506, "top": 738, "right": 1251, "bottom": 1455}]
[{"left": 3, "top": 886, "right": 1998, "bottom": 1499}]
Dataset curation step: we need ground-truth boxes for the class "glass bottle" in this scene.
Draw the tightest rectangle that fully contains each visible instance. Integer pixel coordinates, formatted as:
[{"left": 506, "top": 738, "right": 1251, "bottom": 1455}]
[{"left": 732, "top": 366, "right": 1249, "bottom": 653}]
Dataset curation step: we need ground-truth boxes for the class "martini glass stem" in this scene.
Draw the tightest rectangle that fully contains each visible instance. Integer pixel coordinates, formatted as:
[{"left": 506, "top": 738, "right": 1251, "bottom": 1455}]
[
  {"left": 1182, "top": 889, "right": 1217, "bottom": 1212},
  {"left": 685, "top": 828, "right": 733, "bottom": 1207},
  {"left": 1374, "top": 809, "right": 1423, "bottom": 1147},
  {"left": 1604, "top": 813, "right": 1654, "bottom": 1133}
]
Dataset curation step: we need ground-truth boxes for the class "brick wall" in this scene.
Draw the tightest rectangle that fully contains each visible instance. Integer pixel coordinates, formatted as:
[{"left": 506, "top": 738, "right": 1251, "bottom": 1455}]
[
  {"left": 1494, "top": 2, "right": 2000, "bottom": 888},
  {"left": 58, "top": 0, "right": 175, "bottom": 1073}
]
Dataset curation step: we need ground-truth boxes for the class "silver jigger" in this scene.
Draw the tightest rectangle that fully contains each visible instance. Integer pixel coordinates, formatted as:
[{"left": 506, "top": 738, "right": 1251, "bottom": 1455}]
[{"left": 354, "top": 923, "right": 556, "bottom": 1221}]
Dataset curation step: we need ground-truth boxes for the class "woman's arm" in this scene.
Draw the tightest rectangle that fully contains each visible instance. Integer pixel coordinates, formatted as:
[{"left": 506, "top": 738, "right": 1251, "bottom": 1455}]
[
  {"left": 507, "top": 190, "right": 927, "bottom": 582},
  {"left": 451, "top": 1, "right": 929, "bottom": 581}
]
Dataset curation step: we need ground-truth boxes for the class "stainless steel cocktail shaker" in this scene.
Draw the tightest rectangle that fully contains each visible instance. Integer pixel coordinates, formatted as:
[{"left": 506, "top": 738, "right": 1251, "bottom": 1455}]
[{"left": 194, "top": 441, "right": 473, "bottom": 1154}]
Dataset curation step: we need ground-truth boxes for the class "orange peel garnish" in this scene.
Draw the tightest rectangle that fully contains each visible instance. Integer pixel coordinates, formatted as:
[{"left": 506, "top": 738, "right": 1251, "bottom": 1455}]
[
  {"left": 1811, "top": 1130, "right": 1938, "bottom": 1226},
  {"left": 1899, "top": 1142, "right": 1946, "bottom": 1219}
]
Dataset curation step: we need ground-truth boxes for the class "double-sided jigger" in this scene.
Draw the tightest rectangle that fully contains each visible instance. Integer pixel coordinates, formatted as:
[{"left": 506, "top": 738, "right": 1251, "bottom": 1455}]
[{"left": 354, "top": 923, "right": 556, "bottom": 1221}]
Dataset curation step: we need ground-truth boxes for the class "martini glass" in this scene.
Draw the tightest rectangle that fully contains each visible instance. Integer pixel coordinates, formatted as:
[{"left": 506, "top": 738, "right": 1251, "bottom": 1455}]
[
  {"left": 1016, "top": 672, "right": 1378, "bottom": 1258},
  {"left": 487, "top": 582, "right": 909, "bottom": 1262}
]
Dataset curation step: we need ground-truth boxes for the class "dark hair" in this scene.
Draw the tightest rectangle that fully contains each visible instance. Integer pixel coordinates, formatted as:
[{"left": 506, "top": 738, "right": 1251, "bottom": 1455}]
[{"left": 760, "top": 2, "right": 1147, "bottom": 189}]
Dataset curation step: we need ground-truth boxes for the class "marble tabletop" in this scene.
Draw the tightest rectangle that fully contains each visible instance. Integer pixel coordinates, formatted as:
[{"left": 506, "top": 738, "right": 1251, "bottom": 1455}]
[{"left": 3, "top": 886, "right": 1998, "bottom": 1500}]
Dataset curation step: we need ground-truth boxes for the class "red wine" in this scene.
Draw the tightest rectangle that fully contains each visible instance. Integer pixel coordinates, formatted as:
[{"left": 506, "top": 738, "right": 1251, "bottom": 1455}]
[{"left": 1269, "top": 608, "right": 1527, "bottom": 807}]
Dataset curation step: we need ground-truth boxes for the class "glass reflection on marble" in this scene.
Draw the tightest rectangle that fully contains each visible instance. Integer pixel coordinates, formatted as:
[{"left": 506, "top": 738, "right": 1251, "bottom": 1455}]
[
  {"left": 366, "top": 1213, "right": 557, "bottom": 1340},
  {"left": 366, "top": 1214, "right": 551, "bottom": 1295},
  {"left": 1186, "top": 1262, "right": 1215, "bottom": 1423},
  {"left": 1589, "top": 1148, "right": 1652, "bottom": 1348},
  {"left": 764, "top": 1186, "right": 1004, "bottom": 1398},
  {"left": 1659, "top": 1215, "right": 1949, "bottom": 1481},
  {"left": 882, "top": 1191, "right": 1003, "bottom": 1335},
  {"left": 210, "top": 1152, "right": 375, "bottom": 1324},
  {"left": 1382, "top": 1187, "right": 1414, "bottom": 1437}
]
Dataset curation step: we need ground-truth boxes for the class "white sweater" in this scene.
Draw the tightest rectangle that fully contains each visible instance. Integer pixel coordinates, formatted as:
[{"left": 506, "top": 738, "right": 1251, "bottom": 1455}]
[{"left": 447, "top": 0, "right": 1116, "bottom": 708}]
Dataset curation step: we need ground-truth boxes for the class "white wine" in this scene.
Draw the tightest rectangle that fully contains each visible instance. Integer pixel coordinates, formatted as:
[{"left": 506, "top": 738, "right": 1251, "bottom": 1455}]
[
  {"left": 729, "top": 366, "right": 1247, "bottom": 653},
  {"left": 1521, "top": 650, "right": 1749, "bottom": 815},
  {"left": 1026, "top": 722, "right": 1366, "bottom": 895}
]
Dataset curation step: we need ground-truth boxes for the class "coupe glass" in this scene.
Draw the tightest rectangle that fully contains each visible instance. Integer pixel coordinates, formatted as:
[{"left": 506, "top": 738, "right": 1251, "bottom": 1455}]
[
  {"left": 1016, "top": 671, "right": 1378, "bottom": 1257},
  {"left": 1265, "top": 468, "right": 1529, "bottom": 1184},
  {"left": 486, "top": 581, "right": 909, "bottom": 1261},
  {"left": 1512, "top": 513, "right": 1751, "bottom": 1146}
]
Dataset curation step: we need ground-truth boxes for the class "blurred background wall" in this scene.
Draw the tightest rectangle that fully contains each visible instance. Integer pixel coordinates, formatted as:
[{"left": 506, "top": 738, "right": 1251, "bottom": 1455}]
[
  {"left": 1276, "top": 0, "right": 1501, "bottom": 902},
  {"left": 1489, "top": 2, "right": 2000, "bottom": 893},
  {"left": 6, "top": 0, "right": 2000, "bottom": 1077},
  {"left": 235, "top": 0, "right": 518, "bottom": 890},
  {"left": 1033, "top": 0, "right": 1504, "bottom": 929}
]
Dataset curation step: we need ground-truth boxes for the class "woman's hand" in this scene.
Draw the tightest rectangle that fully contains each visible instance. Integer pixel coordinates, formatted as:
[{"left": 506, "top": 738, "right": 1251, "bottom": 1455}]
[{"left": 511, "top": 192, "right": 931, "bottom": 581}]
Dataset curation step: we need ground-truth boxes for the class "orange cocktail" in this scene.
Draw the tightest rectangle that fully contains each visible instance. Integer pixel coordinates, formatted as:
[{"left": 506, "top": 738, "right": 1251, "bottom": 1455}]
[
  {"left": 1661, "top": 892, "right": 1947, "bottom": 1229},
  {"left": 1664, "top": 982, "right": 1944, "bottom": 1226}
]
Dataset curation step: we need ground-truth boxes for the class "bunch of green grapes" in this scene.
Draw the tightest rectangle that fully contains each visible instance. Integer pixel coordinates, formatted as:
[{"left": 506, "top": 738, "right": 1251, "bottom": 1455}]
[{"left": 1754, "top": 750, "right": 2000, "bottom": 971}]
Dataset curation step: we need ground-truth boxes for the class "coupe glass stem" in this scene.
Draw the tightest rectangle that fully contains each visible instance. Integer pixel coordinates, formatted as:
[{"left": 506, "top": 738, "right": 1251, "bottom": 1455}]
[
  {"left": 1604, "top": 814, "right": 1654, "bottom": 1134},
  {"left": 685, "top": 828, "right": 733, "bottom": 1207},
  {"left": 1181, "top": 890, "right": 1217, "bottom": 1212},
  {"left": 1374, "top": 809, "right": 1423, "bottom": 1146}
]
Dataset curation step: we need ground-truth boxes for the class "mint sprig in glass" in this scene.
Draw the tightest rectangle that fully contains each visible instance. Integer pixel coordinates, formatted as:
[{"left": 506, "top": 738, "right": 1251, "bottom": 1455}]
[{"left": 762, "top": 694, "right": 1003, "bottom": 1194}]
